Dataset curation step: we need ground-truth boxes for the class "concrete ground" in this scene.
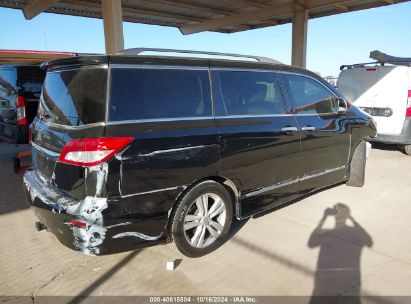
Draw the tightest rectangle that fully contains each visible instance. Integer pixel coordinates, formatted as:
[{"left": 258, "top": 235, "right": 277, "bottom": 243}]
[{"left": 1, "top": 142, "right": 411, "bottom": 300}]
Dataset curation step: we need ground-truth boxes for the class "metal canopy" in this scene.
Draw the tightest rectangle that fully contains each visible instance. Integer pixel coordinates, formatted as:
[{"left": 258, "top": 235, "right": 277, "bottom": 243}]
[
  {"left": 1, "top": 0, "right": 409, "bottom": 34},
  {"left": 0, "top": 49, "right": 79, "bottom": 65}
]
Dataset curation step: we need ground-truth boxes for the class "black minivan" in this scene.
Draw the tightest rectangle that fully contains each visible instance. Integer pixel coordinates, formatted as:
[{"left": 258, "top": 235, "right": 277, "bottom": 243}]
[
  {"left": 23, "top": 49, "right": 376, "bottom": 257},
  {"left": 0, "top": 65, "right": 45, "bottom": 144}
]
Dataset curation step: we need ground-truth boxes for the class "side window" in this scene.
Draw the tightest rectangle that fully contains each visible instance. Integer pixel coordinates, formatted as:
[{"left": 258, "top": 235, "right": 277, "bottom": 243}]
[
  {"left": 0, "top": 69, "right": 17, "bottom": 100},
  {"left": 285, "top": 74, "right": 337, "bottom": 115},
  {"left": 109, "top": 68, "right": 211, "bottom": 121},
  {"left": 217, "top": 70, "right": 286, "bottom": 116}
]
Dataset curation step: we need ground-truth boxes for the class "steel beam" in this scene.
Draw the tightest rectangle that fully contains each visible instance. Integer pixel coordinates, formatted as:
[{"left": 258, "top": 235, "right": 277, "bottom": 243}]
[
  {"left": 179, "top": 0, "right": 357, "bottom": 35},
  {"left": 291, "top": 7, "right": 308, "bottom": 68},
  {"left": 23, "top": 0, "right": 61, "bottom": 20},
  {"left": 102, "top": 0, "right": 124, "bottom": 54}
]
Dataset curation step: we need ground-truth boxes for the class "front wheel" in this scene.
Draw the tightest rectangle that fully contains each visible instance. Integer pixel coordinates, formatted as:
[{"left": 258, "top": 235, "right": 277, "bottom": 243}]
[
  {"left": 347, "top": 141, "right": 366, "bottom": 187},
  {"left": 170, "top": 181, "right": 233, "bottom": 258},
  {"left": 402, "top": 145, "right": 411, "bottom": 155}
]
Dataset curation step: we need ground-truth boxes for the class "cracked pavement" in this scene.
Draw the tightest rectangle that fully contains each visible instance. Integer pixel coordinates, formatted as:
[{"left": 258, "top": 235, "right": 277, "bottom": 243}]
[{"left": 1, "top": 142, "right": 411, "bottom": 299}]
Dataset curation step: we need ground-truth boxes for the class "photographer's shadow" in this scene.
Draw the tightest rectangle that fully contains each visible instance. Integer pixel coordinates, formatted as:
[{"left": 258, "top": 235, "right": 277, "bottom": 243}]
[{"left": 308, "top": 203, "right": 373, "bottom": 304}]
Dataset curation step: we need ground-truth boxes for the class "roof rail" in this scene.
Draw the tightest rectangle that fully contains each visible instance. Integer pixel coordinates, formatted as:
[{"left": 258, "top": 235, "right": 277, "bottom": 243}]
[
  {"left": 116, "top": 48, "right": 282, "bottom": 64},
  {"left": 340, "top": 62, "right": 381, "bottom": 71},
  {"left": 341, "top": 51, "right": 411, "bottom": 70}
]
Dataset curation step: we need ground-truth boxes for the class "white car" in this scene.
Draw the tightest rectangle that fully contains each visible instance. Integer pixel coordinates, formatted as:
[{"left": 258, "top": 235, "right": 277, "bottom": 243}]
[{"left": 337, "top": 50, "right": 411, "bottom": 155}]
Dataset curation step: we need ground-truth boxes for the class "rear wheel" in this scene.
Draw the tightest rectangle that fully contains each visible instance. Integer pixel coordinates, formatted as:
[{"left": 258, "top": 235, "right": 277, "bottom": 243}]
[
  {"left": 402, "top": 145, "right": 411, "bottom": 155},
  {"left": 170, "top": 181, "right": 233, "bottom": 258},
  {"left": 347, "top": 141, "right": 367, "bottom": 187}
]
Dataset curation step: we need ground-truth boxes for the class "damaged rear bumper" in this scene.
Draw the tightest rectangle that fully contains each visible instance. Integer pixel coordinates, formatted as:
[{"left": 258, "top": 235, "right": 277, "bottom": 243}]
[{"left": 23, "top": 169, "right": 167, "bottom": 255}]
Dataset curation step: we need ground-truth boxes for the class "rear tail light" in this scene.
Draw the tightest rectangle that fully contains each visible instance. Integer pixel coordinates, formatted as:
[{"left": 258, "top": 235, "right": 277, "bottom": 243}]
[
  {"left": 58, "top": 137, "right": 134, "bottom": 167},
  {"left": 16, "top": 95, "right": 28, "bottom": 126},
  {"left": 407, "top": 90, "right": 411, "bottom": 118},
  {"left": 70, "top": 220, "right": 87, "bottom": 228}
]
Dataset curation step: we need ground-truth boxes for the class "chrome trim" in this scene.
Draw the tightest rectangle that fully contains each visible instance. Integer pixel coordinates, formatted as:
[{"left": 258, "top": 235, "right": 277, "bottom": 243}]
[
  {"left": 210, "top": 67, "right": 282, "bottom": 73},
  {"left": 110, "top": 64, "right": 209, "bottom": 70},
  {"left": 301, "top": 126, "right": 316, "bottom": 131},
  {"left": 282, "top": 126, "right": 298, "bottom": 132},
  {"left": 31, "top": 142, "right": 60, "bottom": 158},
  {"left": 116, "top": 47, "right": 280, "bottom": 64},
  {"left": 48, "top": 64, "right": 108, "bottom": 73},
  {"left": 215, "top": 114, "right": 293, "bottom": 119},
  {"left": 244, "top": 178, "right": 298, "bottom": 198},
  {"left": 243, "top": 166, "right": 346, "bottom": 198},
  {"left": 299, "top": 166, "right": 346, "bottom": 182},
  {"left": 42, "top": 121, "right": 106, "bottom": 130},
  {"left": 138, "top": 145, "right": 207, "bottom": 157},
  {"left": 107, "top": 116, "right": 214, "bottom": 125},
  {"left": 120, "top": 186, "right": 183, "bottom": 198},
  {"left": 105, "top": 63, "right": 112, "bottom": 124}
]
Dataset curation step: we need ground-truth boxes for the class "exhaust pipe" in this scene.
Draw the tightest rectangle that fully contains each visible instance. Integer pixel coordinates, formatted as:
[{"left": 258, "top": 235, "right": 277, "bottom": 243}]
[{"left": 35, "top": 222, "right": 47, "bottom": 231}]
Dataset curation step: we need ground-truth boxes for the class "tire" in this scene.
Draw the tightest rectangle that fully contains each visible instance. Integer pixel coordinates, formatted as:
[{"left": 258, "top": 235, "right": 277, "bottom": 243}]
[
  {"left": 347, "top": 141, "right": 366, "bottom": 187},
  {"left": 402, "top": 145, "right": 411, "bottom": 156},
  {"left": 170, "top": 180, "right": 233, "bottom": 258}
]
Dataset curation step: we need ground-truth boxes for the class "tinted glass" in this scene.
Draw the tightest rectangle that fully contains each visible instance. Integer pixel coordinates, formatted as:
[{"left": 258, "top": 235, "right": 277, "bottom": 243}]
[
  {"left": 18, "top": 67, "right": 45, "bottom": 95},
  {"left": 0, "top": 69, "right": 17, "bottom": 100},
  {"left": 218, "top": 71, "right": 286, "bottom": 116},
  {"left": 39, "top": 67, "right": 107, "bottom": 126},
  {"left": 0, "top": 69, "right": 18, "bottom": 122},
  {"left": 285, "top": 74, "right": 337, "bottom": 115},
  {"left": 109, "top": 68, "right": 211, "bottom": 121}
]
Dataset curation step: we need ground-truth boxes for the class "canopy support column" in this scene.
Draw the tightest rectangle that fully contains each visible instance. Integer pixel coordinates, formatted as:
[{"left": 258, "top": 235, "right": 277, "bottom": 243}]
[
  {"left": 291, "top": 6, "right": 308, "bottom": 68},
  {"left": 102, "top": 0, "right": 125, "bottom": 54}
]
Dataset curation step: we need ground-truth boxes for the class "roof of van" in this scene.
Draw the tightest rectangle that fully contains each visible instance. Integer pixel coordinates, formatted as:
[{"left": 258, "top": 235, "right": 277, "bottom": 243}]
[
  {"left": 44, "top": 53, "right": 312, "bottom": 76},
  {"left": 45, "top": 53, "right": 342, "bottom": 98}
]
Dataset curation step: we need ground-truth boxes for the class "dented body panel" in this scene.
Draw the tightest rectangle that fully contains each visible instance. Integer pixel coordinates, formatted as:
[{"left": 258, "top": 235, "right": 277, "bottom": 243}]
[{"left": 23, "top": 54, "right": 377, "bottom": 256}]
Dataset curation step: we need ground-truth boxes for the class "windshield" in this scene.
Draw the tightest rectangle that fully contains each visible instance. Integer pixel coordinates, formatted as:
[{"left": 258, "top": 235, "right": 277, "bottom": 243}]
[{"left": 39, "top": 67, "right": 107, "bottom": 126}]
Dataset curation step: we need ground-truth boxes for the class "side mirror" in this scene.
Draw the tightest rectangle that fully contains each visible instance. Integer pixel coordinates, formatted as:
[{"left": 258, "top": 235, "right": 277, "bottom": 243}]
[{"left": 337, "top": 97, "right": 348, "bottom": 115}]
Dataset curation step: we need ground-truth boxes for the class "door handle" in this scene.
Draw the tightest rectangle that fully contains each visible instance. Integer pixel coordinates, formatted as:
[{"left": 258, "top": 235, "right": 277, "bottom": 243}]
[
  {"left": 302, "top": 126, "right": 316, "bottom": 131},
  {"left": 281, "top": 127, "right": 298, "bottom": 132}
]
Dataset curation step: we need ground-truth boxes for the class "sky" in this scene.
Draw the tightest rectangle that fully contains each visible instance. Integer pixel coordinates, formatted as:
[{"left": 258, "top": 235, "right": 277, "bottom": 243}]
[{"left": 0, "top": 2, "right": 410, "bottom": 76}]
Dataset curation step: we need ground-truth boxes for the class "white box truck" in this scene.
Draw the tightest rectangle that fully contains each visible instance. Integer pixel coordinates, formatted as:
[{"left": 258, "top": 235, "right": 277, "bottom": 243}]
[{"left": 337, "top": 50, "right": 411, "bottom": 155}]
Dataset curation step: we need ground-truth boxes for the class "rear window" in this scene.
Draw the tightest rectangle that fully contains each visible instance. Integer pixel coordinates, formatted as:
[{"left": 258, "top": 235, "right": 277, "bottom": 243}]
[
  {"left": 109, "top": 68, "right": 211, "bottom": 121},
  {"left": 39, "top": 67, "right": 107, "bottom": 126}
]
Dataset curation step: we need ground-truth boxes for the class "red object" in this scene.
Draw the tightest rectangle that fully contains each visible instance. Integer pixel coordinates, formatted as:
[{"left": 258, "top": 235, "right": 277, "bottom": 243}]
[
  {"left": 58, "top": 137, "right": 134, "bottom": 167},
  {"left": 16, "top": 95, "right": 28, "bottom": 126},
  {"left": 0, "top": 49, "right": 77, "bottom": 56},
  {"left": 406, "top": 90, "right": 411, "bottom": 117},
  {"left": 70, "top": 220, "right": 87, "bottom": 228},
  {"left": 366, "top": 68, "right": 377, "bottom": 71},
  {"left": 13, "top": 150, "right": 32, "bottom": 174}
]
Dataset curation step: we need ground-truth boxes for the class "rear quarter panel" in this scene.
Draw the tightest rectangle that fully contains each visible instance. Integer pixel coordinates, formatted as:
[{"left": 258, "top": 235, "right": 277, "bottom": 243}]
[{"left": 104, "top": 119, "right": 220, "bottom": 231}]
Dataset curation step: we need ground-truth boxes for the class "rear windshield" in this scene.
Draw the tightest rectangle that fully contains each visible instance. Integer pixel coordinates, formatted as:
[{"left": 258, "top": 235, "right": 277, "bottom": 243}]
[
  {"left": 39, "top": 67, "right": 107, "bottom": 126},
  {"left": 108, "top": 68, "right": 211, "bottom": 121}
]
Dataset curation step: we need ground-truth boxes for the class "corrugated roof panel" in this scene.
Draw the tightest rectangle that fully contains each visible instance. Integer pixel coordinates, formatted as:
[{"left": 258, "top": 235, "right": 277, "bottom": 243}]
[{"left": 0, "top": 0, "right": 409, "bottom": 34}]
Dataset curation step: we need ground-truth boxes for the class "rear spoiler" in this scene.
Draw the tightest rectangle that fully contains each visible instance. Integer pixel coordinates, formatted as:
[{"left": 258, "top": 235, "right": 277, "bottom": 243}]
[{"left": 340, "top": 50, "right": 411, "bottom": 71}]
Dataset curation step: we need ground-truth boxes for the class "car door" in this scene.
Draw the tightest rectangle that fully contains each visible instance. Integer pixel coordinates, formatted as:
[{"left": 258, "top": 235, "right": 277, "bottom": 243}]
[
  {"left": 212, "top": 68, "right": 301, "bottom": 218},
  {"left": 282, "top": 72, "right": 350, "bottom": 194}
]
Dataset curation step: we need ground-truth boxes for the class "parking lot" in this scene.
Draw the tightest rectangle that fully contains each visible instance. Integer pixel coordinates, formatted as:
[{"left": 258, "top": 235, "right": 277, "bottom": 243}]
[{"left": 1, "top": 142, "right": 411, "bottom": 300}]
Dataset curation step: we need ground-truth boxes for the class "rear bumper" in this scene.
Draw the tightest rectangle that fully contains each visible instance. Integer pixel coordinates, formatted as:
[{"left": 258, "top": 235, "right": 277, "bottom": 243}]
[
  {"left": 23, "top": 169, "right": 167, "bottom": 255},
  {"left": 0, "top": 122, "right": 29, "bottom": 144},
  {"left": 369, "top": 118, "right": 411, "bottom": 145}
]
